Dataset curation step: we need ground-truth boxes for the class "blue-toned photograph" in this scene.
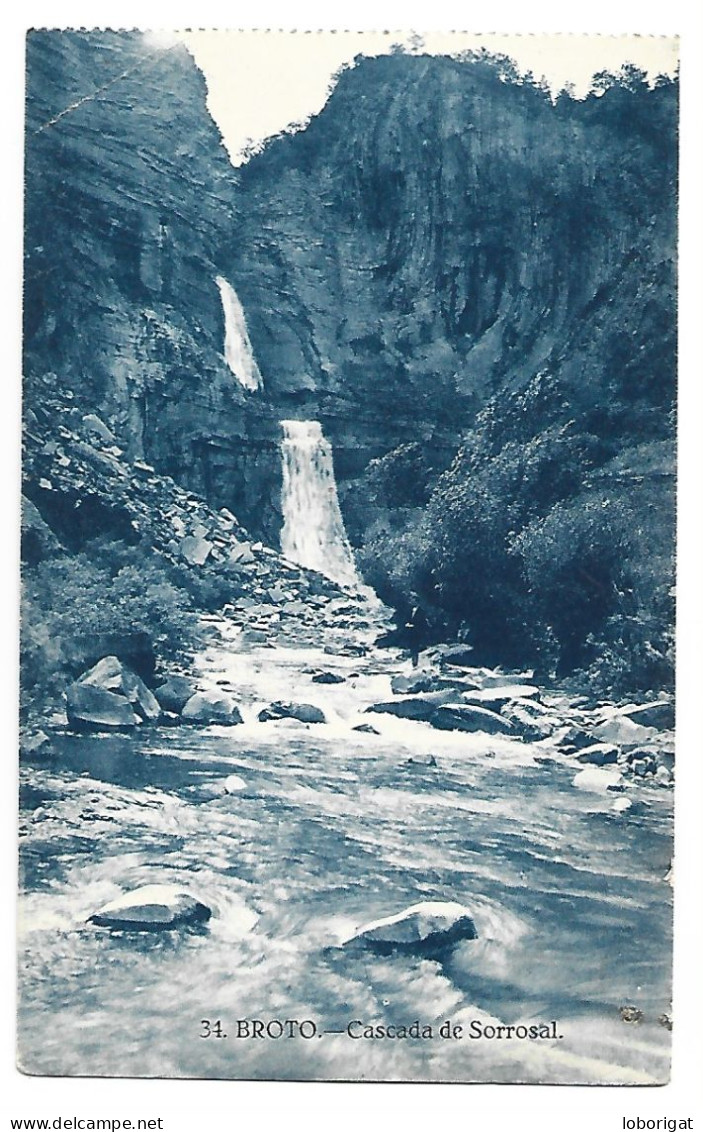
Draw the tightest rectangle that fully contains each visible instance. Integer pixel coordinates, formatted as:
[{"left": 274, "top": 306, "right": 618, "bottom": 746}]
[{"left": 18, "top": 30, "right": 677, "bottom": 1083}]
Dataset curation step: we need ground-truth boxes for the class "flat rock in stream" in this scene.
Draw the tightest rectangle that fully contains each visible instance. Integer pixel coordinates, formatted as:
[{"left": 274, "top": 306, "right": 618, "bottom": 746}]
[
  {"left": 462, "top": 685, "right": 540, "bottom": 708},
  {"left": 258, "top": 701, "right": 326, "bottom": 724},
  {"left": 391, "top": 672, "right": 436, "bottom": 695},
  {"left": 89, "top": 884, "right": 211, "bottom": 931},
  {"left": 345, "top": 900, "right": 477, "bottom": 957},
  {"left": 181, "top": 691, "right": 244, "bottom": 725}
]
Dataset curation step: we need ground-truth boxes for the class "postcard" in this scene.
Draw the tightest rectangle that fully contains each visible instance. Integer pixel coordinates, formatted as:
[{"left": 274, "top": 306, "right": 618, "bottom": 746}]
[{"left": 18, "top": 29, "right": 677, "bottom": 1083}]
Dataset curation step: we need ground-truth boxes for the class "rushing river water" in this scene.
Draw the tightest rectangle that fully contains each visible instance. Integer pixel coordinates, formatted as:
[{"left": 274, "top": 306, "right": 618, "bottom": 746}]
[{"left": 17, "top": 598, "right": 673, "bottom": 1083}]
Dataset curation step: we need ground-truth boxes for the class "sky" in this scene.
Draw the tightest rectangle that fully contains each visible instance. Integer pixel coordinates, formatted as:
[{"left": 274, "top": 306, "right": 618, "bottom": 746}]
[{"left": 166, "top": 31, "right": 680, "bottom": 165}]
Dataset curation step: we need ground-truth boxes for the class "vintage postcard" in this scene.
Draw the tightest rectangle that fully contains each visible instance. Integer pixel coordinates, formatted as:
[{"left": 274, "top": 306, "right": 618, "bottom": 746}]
[{"left": 18, "top": 29, "right": 678, "bottom": 1083}]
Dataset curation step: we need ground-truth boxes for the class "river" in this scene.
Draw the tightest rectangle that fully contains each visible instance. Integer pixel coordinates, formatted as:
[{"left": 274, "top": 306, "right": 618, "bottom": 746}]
[{"left": 17, "top": 593, "right": 673, "bottom": 1084}]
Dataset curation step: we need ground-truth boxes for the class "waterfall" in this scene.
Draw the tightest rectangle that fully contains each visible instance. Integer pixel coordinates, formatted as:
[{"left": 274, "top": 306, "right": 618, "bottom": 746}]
[
  {"left": 215, "top": 275, "right": 263, "bottom": 392},
  {"left": 280, "top": 420, "right": 360, "bottom": 588}
]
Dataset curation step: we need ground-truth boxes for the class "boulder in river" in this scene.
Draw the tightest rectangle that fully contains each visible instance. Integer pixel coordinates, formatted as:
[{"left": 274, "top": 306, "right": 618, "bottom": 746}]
[
  {"left": 391, "top": 672, "right": 435, "bottom": 695},
  {"left": 617, "top": 700, "right": 674, "bottom": 730},
  {"left": 181, "top": 691, "right": 244, "bottom": 725},
  {"left": 432, "top": 704, "right": 514, "bottom": 735},
  {"left": 352, "top": 723, "right": 380, "bottom": 735},
  {"left": 223, "top": 774, "right": 247, "bottom": 793},
  {"left": 89, "top": 884, "right": 211, "bottom": 931},
  {"left": 258, "top": 701, "right": 326, "bottom": 724},
  {"left": 76, "top": 655, "right": 161, "bottom": 722},
  {"left": 154, "top": 675, "right": 198, "bottom": 714},
  {"left": 591, "top": 715, "right": 657, "bottom": 747},
  {"left": 66, "top": 683, "right": 140, "bottom": 732},
  {"left": 345, "top": 900, "right": 477, "bottom": 958},
  {"left": 573, "top": 767, "right": 625, "bottom": 794},
  {"left": 312, "top": 671, "right": 346, "bottom": 684}
]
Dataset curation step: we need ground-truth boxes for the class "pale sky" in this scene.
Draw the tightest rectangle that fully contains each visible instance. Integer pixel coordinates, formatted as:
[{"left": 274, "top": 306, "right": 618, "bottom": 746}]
[{"left": 165, "top": 31, "right": 679, "bottom": 165}]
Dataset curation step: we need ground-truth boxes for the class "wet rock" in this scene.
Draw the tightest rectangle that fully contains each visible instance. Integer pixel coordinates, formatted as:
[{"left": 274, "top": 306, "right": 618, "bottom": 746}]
[
  {"left": 573, "top": 767, "right": 625, "bottom": 794},
  {"left": 558, "top": 725, "right": 600, "bottom": 752},
  {"left": 312, "top": 671, "right": 346, "bottom": 684},
  {"left": 500, "top": 702, "right": 555, "bottom": 742},
  {"left": 81, "top": 413, "right": 115, "bottom": 445},
  {"left": 223, "top": 774, "right": 247, "bottom": 793},
  {"left": 66, "top": 683, "right": 140, "bottom": 732},
  {"left": 576, "top": 742, "right": 620, "bottom": 766},
  {"left": 77, "top": 656, "right": 161, "bottom": 722},
  {"left": 407, "top": 755, "right": 437, "bottom": 768},
  {"left": 391, "top": 672, "right": 435, "bottom": 695},
  {"left": 20, "top": 729, "right": 51, "bottom": 756},
  {"left": 154, "top": 675, "right": 198, "bottom": 715},
  {"left": 611, "top": 796, "right": 633, "bottom": 814},
  {"left": 463, "top": 685, "right": 540, "bottom": 708},
  {"left": 618, "top": 700, "right": 674, "bottom": 730},
  {"left": 180, "top": 534, "right": 213, "bottom": 566},
  {"left": 619, "top": 1005, "right": 644, "bottom": 1024},
  {"left": 345, "top": 900, "right": 477, "bottom": 957},
  {"left": 655, "top": 766, "right": 673, "bottom": 786},
  {"left": 181, "top": 691, "right": 244, "bottom": 725},
  {"left": 366, "top": 697, "right": 442, "bottom": 722},
  {"left": 352, "top": 723, "right": 380, "bottom": 735},
  {"left": 258, "top": 701, "right": 326, "bottom": 724},
  {"left": 89, "top": 884, "right": 211, "bottom": 931},
  {"left": 591, "top": 715, "right": 657, "bottom": 747}
]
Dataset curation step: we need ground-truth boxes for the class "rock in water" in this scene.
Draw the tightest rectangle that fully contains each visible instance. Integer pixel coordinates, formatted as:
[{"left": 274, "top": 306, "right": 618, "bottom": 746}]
[
  {"left": 89, "top": 884, "right": 211, "bottom": 930},
  {"left": 573, "top": 767, "right": 625, "bottom": 794},
  {"left": 76, "top": 655, "right": 161, "bottom": 722},
  {"left": 345, "top": 901, "right": 477, "bottom": 958},
  {"left": 181, "top": 691, "right": 244, "bottom": 725},
  {"left": 432, "top": 704, "right": 514, "bottom": 735},
  {"left": 591, "top": 715, "right": 657, "bottom": 747},
  {"left": 258, "top": 701, "right": 326, "bottom": 724},
  {"left": 312, "top": 671, "right": 346, "bottom": 684},
  {"left": 576, "top": 742, "right": 620, "bottom": 766},
  {"left": 155, "top": 675, "right": 198, "bottom": 714},
  {"left": 66, "top": 683, "right": 140, "bottom": 732}
]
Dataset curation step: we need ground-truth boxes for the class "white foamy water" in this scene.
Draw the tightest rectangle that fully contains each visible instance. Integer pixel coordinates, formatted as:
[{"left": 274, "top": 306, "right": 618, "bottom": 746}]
[
  {"left": 215, "top": 275, "right": 263, "bottom": 391},
  {"left": 280, "top": 420, "right": 360, "bottom": 588}
]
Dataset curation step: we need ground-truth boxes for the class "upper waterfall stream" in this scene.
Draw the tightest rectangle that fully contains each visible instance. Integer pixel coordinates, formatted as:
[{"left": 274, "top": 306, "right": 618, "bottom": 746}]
[{"left": 280, "top": 420, "right": 360, "bottom": 588}]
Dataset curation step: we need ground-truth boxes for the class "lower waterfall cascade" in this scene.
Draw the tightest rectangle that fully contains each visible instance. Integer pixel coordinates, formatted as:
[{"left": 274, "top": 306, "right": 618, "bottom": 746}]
[{"left": 279, "top": 419, "right": 361, "bottom": 588}]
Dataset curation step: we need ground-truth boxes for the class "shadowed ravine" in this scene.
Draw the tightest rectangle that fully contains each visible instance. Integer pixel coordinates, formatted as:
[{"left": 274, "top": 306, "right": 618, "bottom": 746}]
[{"left": 18, "top": 596, "right": 673, "bottom": 1083}]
